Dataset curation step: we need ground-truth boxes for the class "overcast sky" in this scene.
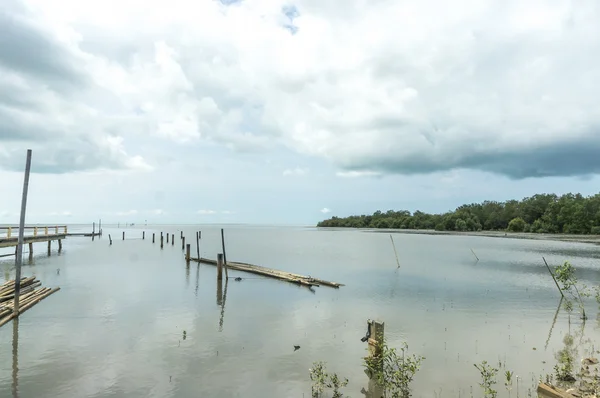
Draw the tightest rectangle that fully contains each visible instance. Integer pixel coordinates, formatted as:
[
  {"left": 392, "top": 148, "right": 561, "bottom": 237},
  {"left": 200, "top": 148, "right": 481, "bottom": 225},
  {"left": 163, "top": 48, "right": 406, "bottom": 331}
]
[{"left": 1, "top": 0, "right": 599, "bottom": 225}]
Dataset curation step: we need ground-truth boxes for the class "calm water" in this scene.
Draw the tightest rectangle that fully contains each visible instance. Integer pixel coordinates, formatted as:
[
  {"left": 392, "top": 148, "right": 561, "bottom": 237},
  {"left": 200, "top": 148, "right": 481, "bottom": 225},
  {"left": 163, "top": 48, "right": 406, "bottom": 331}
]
[{"left": 1, "top": 225, "right": 600, "bottom": 398}]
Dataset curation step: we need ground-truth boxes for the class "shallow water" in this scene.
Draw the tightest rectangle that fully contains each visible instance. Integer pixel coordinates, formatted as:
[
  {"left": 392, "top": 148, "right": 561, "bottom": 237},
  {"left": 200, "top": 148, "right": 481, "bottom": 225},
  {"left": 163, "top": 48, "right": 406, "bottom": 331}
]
[{"left": 1, "top": 225, "right": 600, "bottom": 398}]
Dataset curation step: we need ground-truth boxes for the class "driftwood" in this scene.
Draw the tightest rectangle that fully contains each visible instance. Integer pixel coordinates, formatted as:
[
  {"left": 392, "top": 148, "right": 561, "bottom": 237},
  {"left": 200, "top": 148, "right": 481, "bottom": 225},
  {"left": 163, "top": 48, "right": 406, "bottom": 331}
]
[
  {"left": 0, "top": 277, "right": 60, "bottom": 328},
  {"left": 190, "top": 257, "right": 344, "bottom": 288},
  {"left": 537, "top": 383, "right": 576, "bottom": 398}
]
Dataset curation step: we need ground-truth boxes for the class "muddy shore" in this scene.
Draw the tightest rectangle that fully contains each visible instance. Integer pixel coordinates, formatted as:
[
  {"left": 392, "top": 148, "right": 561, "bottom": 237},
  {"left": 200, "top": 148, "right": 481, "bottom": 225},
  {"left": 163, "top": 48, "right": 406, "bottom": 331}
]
[{"left": 364, "top": 228, "right": 600, "bottom": 245}]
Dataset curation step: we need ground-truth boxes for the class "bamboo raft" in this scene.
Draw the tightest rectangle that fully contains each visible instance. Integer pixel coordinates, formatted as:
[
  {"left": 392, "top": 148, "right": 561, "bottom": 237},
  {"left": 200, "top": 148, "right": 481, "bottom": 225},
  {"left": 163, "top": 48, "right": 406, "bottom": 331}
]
[
  {"left": 0, "top": 277, "right": 60, "bottom": 327},
  {"left": 190, "top": 257, "right": 345, "bottom": 288}
]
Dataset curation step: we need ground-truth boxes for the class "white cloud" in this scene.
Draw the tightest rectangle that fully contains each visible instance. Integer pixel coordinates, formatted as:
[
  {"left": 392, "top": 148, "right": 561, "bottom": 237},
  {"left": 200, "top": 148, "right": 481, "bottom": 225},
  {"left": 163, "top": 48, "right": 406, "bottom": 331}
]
[
  {"left": 221, "top": 210, "right": 235, "bottom": 215},
  {"left": 48, "top": 210, "right": 72, "bottom": 217},
  {"left": 336, "top": 170, "right": 381, "bottom": 178},
  {"left": 3, "top": 0, "right": 598, "bottom": 180},
  {"left": 320, "top": 208, "right": 331, "bottom": 214},
  {"left": 116, "top": 210, "right": 138, "bottom": 216},
  {"left": 150, "top": 209, "right": 165, "bottom": 215},
  {"left": 282, "top": 167, "right": 308, "bottom": 176},
  {"left": 197, "top": 209, "right": 216, "bottom": 215}
]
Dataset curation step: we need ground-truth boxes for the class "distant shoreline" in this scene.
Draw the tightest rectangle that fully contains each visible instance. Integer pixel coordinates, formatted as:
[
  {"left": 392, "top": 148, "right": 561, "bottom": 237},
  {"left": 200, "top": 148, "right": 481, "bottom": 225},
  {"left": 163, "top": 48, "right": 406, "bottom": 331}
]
[{"left": 327, "top": 227, "right": 600, "bottom": 245}]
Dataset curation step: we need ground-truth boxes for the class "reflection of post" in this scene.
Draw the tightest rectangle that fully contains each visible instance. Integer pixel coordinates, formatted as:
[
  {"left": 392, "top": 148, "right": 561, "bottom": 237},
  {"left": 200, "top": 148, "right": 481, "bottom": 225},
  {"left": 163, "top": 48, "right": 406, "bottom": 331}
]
[
  {"left": 12, "top": 317, "right": 19, "bottom": 398},
  {"left": 219, "top": 279, "right": 228, "bottom": 332},
  {"left": 195, "top": 264, "right": 200, "bottom": 297},
  {"left": 185, "top": 261, "right": 190, "bottom": 288},
  {"left": 545, "top": 296, "right": 564, "bottom": 350},
  {"left": 217, "top": 277, "right": 223, "bottom": 306}
]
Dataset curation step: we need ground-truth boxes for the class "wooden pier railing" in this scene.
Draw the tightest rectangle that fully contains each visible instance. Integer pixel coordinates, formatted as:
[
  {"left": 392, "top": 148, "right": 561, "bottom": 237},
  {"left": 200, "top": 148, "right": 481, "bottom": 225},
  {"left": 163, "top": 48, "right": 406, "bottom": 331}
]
[{"left": 0, "top": 226, "right": 68, "bottom": 239}]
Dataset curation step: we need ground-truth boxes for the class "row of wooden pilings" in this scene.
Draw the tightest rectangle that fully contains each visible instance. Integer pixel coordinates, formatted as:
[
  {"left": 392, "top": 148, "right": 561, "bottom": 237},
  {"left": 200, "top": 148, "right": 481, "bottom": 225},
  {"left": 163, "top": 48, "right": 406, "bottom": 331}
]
[{"left": 107, "top": 229, "right": 230, "bottom": 281}]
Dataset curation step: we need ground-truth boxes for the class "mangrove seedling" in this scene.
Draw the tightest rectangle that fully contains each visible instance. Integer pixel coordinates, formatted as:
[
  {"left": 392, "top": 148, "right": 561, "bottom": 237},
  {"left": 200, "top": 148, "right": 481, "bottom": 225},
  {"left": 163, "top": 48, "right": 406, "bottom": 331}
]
[
  {"left": 554, "top": 261, "right": 587, "bottom": 320},
  {"left": 308, "top": 361, "right": 349, "bottom": 398},
  {"left": 309, "top": 361, "right": 328, "bottom": 397},
  {"left": 326, "top": 372, "right": 349, "bottom": 398},
  {"left": 364, "top": 339, "right": 425, "bottom": 398},
  {"left": 474, "top": 360, "right": 498, "bottom": 398},
  {"left": 504, "top": 370, "right": 514, "bottom": 398}
]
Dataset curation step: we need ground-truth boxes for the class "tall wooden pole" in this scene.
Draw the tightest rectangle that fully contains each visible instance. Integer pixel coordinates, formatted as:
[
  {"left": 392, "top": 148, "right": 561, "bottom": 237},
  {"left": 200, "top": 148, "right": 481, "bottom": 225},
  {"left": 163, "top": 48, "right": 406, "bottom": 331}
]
[
  {"left": 14, "top": 149, "right": 32, "bottom": 316},
  {"left": 221, "top": 228, "right": 229, "bottom": 280}
]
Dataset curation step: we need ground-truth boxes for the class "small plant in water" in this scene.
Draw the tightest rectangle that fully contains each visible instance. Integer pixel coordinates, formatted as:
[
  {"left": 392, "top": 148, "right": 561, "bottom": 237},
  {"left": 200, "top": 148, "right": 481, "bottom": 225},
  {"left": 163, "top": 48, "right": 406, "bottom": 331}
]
[
  {"left": 309, "top": 361, "right": 349, "bottom": 398},
  {"left": 504, "top": 370, "right": 514, "bottom": 398},
  {"left": 364, "top": 339, "right": 425, "bottom": 398},
  {"left": 474, "top": 360, "right": 498, "bottom": 398},
  {"left": 554, "top": 261, "right": 587, "bottom": 320}
]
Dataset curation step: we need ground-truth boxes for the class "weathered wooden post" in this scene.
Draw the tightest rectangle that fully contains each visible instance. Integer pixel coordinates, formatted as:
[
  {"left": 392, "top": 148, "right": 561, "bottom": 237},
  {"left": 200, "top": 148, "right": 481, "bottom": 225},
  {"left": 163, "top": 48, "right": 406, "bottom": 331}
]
[
  {"left": 196, "top": 231, "right": 200, "bottom": 260},
  {"left": 47, "top": 241, "right": 51, "bottom": 256},
  {"left": 58, "top": 239, "right": 62, "bottom": 252},
  {"left": 33, "top": 227, "right": 38, "bottom": 237},
  {"left": 55, "top": 226, "right": 58, "bottom": 234},
  {"left": 221, "top": 228, "right": 229, "bottom": 280},
  {"left": 122, "top": 231, "right": 125, "bottom": 241},
  {"left": 180, "top": 231, "right": 183, "bottom": 239},
  {"left": 160, "top": 235, "right": 164, "bottom": 249},
  {"left": 186, "top": 244, "right": 191, "bottom": 263},
  {"left": 142, "top": 231, "right": 145, "bottom": 240},
  {"left": 7, "top": 227, "right": 11, "bottom": 238},
  {"left": 367, "top": 320, "right": 384, "bottom": 359},
  {"left": 363, "top": 319, "right": 385, "bottom": 397},
  {"left": 171, "top": 234, "right": 174, "bottom": 246},
  {"left": 152, "top": 233, "right": 155, "bottom": 243},
  {"left": 109, "top": 234, "right": 113, "bottom": 245},
  {"left": 167, "top": 233, "right": 169, "bottom": 244},
  {"left": 45, "top": 226, "right": 48, "bottom": 235},
  {"left": 64, "top": 226, "right": 68, "bottom": 234},
  {"left": 93, "top": 222, "right": 95, "bottom": 235},
  {"left": 182, "top": 236, "right": 185, "bottom": 251},
  {"left": 13, "top": 149, "right": 32, "bottom": 317},
  {"left": 28, "top": 243, "right": 33, "bottom": 260},
  {"left": 217, "top": 253, "right": 223, "bottom": 281}
]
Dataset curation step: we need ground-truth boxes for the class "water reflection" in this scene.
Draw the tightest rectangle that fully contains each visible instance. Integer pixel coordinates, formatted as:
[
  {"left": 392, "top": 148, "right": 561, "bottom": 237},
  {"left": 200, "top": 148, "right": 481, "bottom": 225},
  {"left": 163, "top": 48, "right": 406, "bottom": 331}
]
[
  {"left": 545, "top": 297, "right": 564, "bottom": 350},
  {"left": 12, "top": 318, "right": 19, "bottom": 398},
  {"left": 218, "top": 279, "right": 228, "bottom": 332},
  {"left": 195, "top": 264, "right": 200, "bottom": 297},
  {"left": 185, "top": 263, "right": 190, "bottom": 288}
]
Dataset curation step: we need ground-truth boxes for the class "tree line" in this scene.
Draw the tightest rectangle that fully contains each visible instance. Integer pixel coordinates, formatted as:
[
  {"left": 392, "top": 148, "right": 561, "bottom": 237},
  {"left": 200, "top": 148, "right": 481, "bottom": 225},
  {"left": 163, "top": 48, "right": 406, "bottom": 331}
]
[{"left": 317, "top": 193, "right": 600, "bottom": 234}]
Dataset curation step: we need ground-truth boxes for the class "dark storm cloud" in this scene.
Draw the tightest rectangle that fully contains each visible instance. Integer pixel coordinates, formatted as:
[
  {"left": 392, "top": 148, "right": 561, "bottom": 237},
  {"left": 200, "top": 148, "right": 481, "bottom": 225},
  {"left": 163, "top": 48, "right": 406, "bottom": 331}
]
[
  {"left": 340, "top": 133, "right": 600, "bottom": 180},
  {"left": 0, "top": 1, "right": 88, "bottom": 92}
]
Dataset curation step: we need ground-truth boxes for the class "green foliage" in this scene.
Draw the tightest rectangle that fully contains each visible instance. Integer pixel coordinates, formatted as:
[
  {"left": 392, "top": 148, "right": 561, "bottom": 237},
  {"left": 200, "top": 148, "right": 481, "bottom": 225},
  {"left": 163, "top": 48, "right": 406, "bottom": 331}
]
[
  {"left": 317, "top": 192, "right": 600, "bottom": 234},
  {"left": 553, "top": 334, "right": 576, "bottom": 383},
  {"left": 364, "top": 340, "right": 425, "bottom": 398},
  {"left": 554, "top": 261, "right": 587, "bottom": 319},
  {"left": 474, "top": 361, "right": 498, "bottom": 398},
  {"left": 309, "top": 361, "right": 349, "bottom": 398},
  {"left": 507, "top": 217, "right": 527, "bottom": 232}
]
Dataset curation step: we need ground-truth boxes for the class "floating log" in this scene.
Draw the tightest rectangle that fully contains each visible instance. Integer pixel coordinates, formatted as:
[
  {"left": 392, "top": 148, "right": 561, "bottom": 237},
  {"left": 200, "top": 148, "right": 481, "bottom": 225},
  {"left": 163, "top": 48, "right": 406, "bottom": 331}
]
[
  {"left": 190, "top": 257, "right": 344, "bottom": 288},
  {"left": 0, "top": 277, "right": 60, "bottom": 328}
]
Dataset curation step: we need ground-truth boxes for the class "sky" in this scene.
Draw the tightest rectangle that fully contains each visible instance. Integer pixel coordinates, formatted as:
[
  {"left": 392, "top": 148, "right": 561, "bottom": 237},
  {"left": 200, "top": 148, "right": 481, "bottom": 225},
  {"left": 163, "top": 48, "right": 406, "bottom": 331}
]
[{"left": 1, "top": 0, "right": 600, "bottom": 225}]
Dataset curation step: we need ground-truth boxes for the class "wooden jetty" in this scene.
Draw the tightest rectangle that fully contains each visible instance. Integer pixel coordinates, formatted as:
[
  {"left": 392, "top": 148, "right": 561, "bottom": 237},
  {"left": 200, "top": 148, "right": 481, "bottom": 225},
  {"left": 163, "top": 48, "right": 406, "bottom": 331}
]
[
  {"left": 190, "top": 256, "right": 344, "bottom": 288},
  {"left": 0, "top": 226, "right": 68, "bottom": 254}
]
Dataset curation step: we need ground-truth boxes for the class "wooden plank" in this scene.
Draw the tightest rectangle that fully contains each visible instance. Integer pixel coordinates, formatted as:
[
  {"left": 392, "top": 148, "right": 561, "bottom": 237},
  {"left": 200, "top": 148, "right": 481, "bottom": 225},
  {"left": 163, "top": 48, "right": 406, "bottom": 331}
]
[
  {"left": 0, "top": 234, "right": 67, "bottom": 248},
  {"left": 190, "top": 256, "right": 343, "bottom": 288},
  {"left": 537, "top": 383, "right": 575, "bottom": 398}
]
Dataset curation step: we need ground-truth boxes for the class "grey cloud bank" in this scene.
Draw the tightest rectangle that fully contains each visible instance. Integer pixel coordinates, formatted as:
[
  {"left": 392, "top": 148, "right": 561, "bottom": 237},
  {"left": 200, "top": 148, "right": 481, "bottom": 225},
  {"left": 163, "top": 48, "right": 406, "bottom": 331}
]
[{"left": 0, "top": 0, "right": 600, "bottom": 223}]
